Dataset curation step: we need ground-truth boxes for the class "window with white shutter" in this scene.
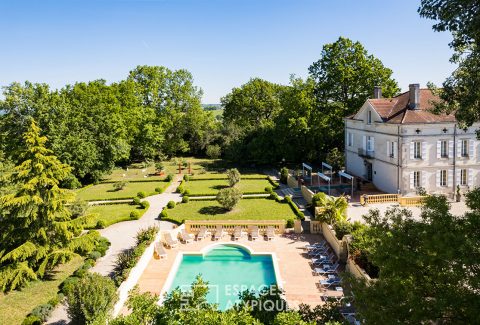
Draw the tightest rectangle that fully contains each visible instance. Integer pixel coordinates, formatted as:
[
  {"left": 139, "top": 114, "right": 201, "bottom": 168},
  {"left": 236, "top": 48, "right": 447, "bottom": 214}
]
[
  {"left": 422, "top": 141, "right": 427, "bottom": 160},
  {"left": 436, "top": 141, "right": 441, "bottom": 159},
  {"left": 448, "top": 169, "right": 453, "bottom": 187},
  {"left": 448, "top": 140, "right": 453, "bottom": 158},
  {"left": 468, "top": 168, "right": 474, "bottom": 186},
  {"left": 460, "top": 169, "right": 467, "bottom": 186},
  {"left": 440, "top": 140, "right": 448, "bottom": 158},
  {"left": 469, "top": 139, "right": 475, "bottom": 158},
  {"left": 439, "top": 170, "right": 447, "bottom": 187},
  {"left": 362, "top": 136, "right": 367, "bottom": 150},
  {"left": 461, "top": 139, "right": 468, "bottom": 157}
]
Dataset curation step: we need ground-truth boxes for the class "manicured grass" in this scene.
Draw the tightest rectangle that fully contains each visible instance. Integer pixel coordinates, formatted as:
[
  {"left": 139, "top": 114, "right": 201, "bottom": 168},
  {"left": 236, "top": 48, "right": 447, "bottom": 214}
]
[
  {"left": 184, "top": 179, "right": 273, "bottom": 196},
  {"left": 0, "top": 256, "right": 83, "bottom": 325},
  {"left": 165, "top": 198, "right": 296, "bottom": 222},
  {"left": 85, "top": 203, "right": 146, "bottom": 228},
  {"left": 164, "top": 157, "right": 222, "bottom": 175},
  {"left": 76, "top": 181, "right": 169, "bottom": 201},
  {"left": 101, "top": 166, "right": 165, "bottom": 182},
  {"left": 189, "top": 173, "right": 267, "bottom": 180}
]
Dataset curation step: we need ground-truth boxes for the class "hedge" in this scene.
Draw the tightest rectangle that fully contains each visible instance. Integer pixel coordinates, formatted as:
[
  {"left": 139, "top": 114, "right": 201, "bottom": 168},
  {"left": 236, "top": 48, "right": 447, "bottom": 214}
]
[{"left": 99, "top": 179, "right": 169, "bottom": 184}]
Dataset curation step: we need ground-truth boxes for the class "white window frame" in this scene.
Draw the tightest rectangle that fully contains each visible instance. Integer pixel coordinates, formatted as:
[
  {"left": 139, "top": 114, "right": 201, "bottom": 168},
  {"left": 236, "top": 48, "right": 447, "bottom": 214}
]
[
  {"left": 440, "top": 140, "right": 448, "bottom": 158},
  {"left": 440, "top": 170, "right": 447, "bottom": 187},
  {"left": 367, "top": 111, "right": 372, "bottom": 124},
  {"left": 413, "top": 171, "right": 421, "bottom": 188},
  {"left": 414, "top": 141, "right": 421, "bottom": 159},
  {"left": 460, "top": 169, "right": 467, "bottom": 186},
  {"left": 461, "top": 139, "right": 468, "bottom": 157}
]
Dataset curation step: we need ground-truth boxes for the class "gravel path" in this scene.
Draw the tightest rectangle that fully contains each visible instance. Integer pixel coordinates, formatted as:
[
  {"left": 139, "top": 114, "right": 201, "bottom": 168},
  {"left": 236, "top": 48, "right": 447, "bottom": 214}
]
[{"left": 46, "top": 176, "right": 182, "bottom": 324}]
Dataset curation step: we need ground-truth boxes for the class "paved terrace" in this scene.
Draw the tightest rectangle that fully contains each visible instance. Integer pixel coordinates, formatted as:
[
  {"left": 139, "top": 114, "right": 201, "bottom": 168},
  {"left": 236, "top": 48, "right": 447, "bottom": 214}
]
[{"left": 137, "top": 233, "right": 342, "bottom": 309}]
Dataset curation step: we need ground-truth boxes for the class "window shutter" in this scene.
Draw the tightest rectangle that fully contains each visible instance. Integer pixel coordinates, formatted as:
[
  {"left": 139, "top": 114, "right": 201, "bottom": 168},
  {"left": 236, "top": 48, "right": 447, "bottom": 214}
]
[
  {"left": 468, "top": 168, "right": 474, "bottom": 186},
  {"left": 448, "top": 140, "right": 453, "bottom": 158},
  {"left": 394, "top": 142, "right": 398, "bottom": 159},
  {"left": 422, "top": 142, "right": 427, "bottom": 160},
  {"left": 436, "top": 141, "right": 441, "bottom": 159},
  {"left": 448, "top": 169, "right": 453, "bottom": 187},
  {"left": 436, "top": 170, "right": 440, "bottom": 188},
  {"left": 410, "top": 142, "right": 414, "bottom": 159},
  {"left": 421, "top": 171, "right": 427, "bottom": 188},
  {"left": 387, "top": 141, "right": 390, "bottom": 157},
  {"left": 410, "top": 172, "right": 415, "bottom": 189},
  {"left": 457, "top": 140, "right": 462, "bottom": 157},
  {"left": 456, "top": 169, "right": 461, "bottom": 185},
  {"left": 362, "top": 136, "right": 366, "bottom": 150},
  {"left": 371, "top": 137, "right": 375, "bottom": 151},
  {"left": 469, "top": 139, "right": 474, "bottom": 157}
]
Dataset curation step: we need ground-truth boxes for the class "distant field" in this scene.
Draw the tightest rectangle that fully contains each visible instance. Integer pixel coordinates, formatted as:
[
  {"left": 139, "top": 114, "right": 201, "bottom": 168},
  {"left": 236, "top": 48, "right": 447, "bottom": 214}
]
[
  {"left": 209, "top": 109, "right": 223, "bottom": 119},
  {"left": 76, "top": 181, "right": 169, "bottom": 201},
  {"left": 165, "top": 198, "right": 295, "bottom": 222},
  {"left": 184, "top": 179, "right": 273, "bottom": 196}
]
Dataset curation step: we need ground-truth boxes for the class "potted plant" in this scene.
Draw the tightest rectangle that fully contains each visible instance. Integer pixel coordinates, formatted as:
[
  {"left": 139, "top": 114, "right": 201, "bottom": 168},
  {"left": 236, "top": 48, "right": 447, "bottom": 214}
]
[{"left": 456, "top": 184, "right": 461, "bottom": 202}]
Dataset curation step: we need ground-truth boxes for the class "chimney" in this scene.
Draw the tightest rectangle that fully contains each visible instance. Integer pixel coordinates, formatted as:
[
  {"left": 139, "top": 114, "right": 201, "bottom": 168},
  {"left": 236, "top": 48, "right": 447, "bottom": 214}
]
[
  {"left": 373, "top": 86, "right": 382, "bottom": 99},
  {"left": 408, "top": 83, "right": 420, "bottom": 109}
]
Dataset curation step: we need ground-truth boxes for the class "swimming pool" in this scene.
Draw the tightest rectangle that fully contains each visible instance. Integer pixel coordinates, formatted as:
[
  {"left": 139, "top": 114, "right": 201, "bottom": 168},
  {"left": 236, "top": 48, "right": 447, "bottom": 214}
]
[{"left": 162, "top": 244, "right": 279, "bottom": 310}]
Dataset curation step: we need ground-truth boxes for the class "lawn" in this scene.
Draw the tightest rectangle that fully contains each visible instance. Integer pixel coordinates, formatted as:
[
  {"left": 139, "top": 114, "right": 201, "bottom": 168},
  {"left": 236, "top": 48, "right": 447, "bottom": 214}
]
[
  {"left": 184, "top": 179, "right": 273, "bottom": 196},
  {"left": 85, "top": 203, "right": 146, "bottom": 228},
  {"left": 75, "top": 181, "right": 170, "bottom": 201},
  {"left": 165, "top": 198, "right": 296, "bottom": 222},
  {"left": 101, "top": 166, "right": 165, "bottom": 182},
  {"left": 0, "top": 256, "right": 83, "bottom": 325}
]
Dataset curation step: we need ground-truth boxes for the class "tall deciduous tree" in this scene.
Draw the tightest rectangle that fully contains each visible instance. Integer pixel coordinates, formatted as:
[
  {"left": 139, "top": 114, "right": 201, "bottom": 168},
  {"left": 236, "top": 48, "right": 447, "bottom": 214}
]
[
  {"left": 419, "top": 0, "right": 480, "bottom": 127},
  {"left": 0, "top": 119, "right": 97, "bottom": 291},
  {"left": 349, "top": 194, "right": 480, "bottom": 323}
]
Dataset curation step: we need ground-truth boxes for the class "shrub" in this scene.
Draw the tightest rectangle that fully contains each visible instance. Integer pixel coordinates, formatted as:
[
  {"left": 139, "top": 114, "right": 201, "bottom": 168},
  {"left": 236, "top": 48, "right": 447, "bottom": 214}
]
[
  {"left": 206, "top": 144, "right": 221, "bottom": 159},
  {"left": 62, "top": 174, "right": 82, "bottom": 189},
  {"left": 183, "top": 174, "right": 190, "bottom": 181},
  {"left": 155, "top": 162, "right": 164, "bottom": 173},
  {"left": 130, "top": 210, "right": 140, "bottom": 219},
  {"left": 30, "top": 303, "right": 54, "bottom": 322},
  {"left": 167, "top": 201, "right": 176, "bottom": 209},
  {"left": 137, "top": 191, "right": 147, "bottom": 198},
  {"left": 265, "top": 186, "right": 273, "bottom": 193},
  {"left": 177, "top": 180, "right": 185, "bottom": 194},
  {"left": 113, "top": 181, "right": 128, "bottom": 191},
  {"left": 95, "top": 237, "right": 110, "bottom": 256},
  {"left": 59, "top": 276, "right": 80, "bottom": 295},
  {"left": 183, "top": 189, "right": 190, "bottom": 195},
  {"left": 333, "top": 220, "right": 354, "bottom": 240},
  {"left": 96, "top": 220, "right": 106, "bottom": 229},
  {"left": 140, "top": 201, "right": 150, "bottom": 209},
  {"left": 286, "top": 218, "right": 295, "bottom": 228},
  {"left": 226, "top": 168, "right": 241, "bottom": 187},
  {"left": 269, "top": 192, "right": 280, "bottom": 201},
  {"left": 22, "top": 315, "right": 42, "bottom": 325},
  {"left": 133, "top": 197, "right": 141, "bottom": 205},
  {"left": 73, "top": 262, "right": 92, "bottom": 278},
  {"left": 216, "top": 187, "right": 242, "bottom": 210},
  {"left": 89, "top": 250, "right": 102, "bottom": 261},
  {"left": 280, "top": 167, "right": 289, "bottom": 184},
  {"left": 159, "top": 208, "right": 168, "bottom": 219},
  {"left": 69, "top": 198, "right": 88, "bottom": 218},
  {"left": 166, "top": 174, "right": 174, "bottom": 182},
  {"left": 65, "top": 273, "right": 117, "bottom": 325},
  {"left": 182, "top": 195, "right": 189, "bottom": 203},
  {"left": 155, "top": 187, "right": 163, "bottom": 193},
  {"left": 135, "top": 226, "right": 159, "bottom": 245}
]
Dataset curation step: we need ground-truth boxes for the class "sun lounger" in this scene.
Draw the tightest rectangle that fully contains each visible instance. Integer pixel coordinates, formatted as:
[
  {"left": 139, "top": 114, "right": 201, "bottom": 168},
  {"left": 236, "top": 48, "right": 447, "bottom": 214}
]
[
  {"left": 265, "top": 226, "right": 275, "bottom": 240},
  {"left": 164, "top": 232, "right": 179, "bottom": 248},
  {"left": 250, "top": 226, "right": 259, "bottom": 241},
  {"left": 304, "top": 242, "right": 327, "bottom": 250},
  {"left": 320, "top": 277, "right": 342, "bottom": 288},
  {"left": 313, "top": 263, "right": 340, "bottom": 275},
  {"left": 213, "top": 225, "right": 224, "bottom": 240},
  {"left": 308, "top": 248, "right": 332, "bottom": 256},
  {"left": 154, "top": 242, "right": 167, "bottom": 259},
  {"left": 179, "top": 229, "right": 194, "bottom": 243},
  {"left": 233, "top": 226, "right": 243, "bottom": 240},
  {"left": 196, "top": 226, "right": 210, "bottom": 240}
]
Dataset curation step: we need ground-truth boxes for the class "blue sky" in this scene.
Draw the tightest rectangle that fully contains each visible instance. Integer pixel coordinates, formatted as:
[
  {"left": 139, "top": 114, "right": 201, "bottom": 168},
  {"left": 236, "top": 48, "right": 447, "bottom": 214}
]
[{"left": 0, "top": 0, "right": 453, "bottom": 103}]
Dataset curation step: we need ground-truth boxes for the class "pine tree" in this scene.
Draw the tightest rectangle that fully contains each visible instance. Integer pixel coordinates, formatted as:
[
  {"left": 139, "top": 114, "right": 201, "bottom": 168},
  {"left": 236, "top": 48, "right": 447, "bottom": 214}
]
[{"left": 0, "top": 118, "right": 97, "bottom": 291}]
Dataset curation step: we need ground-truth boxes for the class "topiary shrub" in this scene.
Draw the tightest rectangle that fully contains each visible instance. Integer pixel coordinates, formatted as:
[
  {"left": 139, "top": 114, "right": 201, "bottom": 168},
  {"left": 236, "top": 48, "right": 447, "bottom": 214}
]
[
  {"left": 130, "top": 210, "right": 140, "bottom": 219},
  {"left": 65, "top": 273, "right": 117, "bottom": 325},
  {"left": 137, "top": 191, "right": 147, "bottom": 199},
  {"left": 96, "top": 220, "right": 106, "bottom": 229},
  {"left": 133, "top": 197, "right": 141, "bottom": 205},
  {"left": 159, "top": 208, "right": 168, "bottom": 219},
  {"left": 183, "top": 174, "right": 190, "bottom": 181},
  {"left": 265, "top": 186, "right": 273, "bottom": 193},
  {"left": 280, "top": 167, "right": 289, "bottom": 184},
  {"left": 166, "top": 174, "right": 174, "bottom": 182},
  {"left": 155, "top": 187, "right": 163, "bottom": 193},
  {"left": 140, "top": 201, "right": 150, "bottom": 209},
  {"left": 183, "top": 189, "right": 190, "bottom": 195},
  {"left": 182, "top": 196, "right": 189, "bottom": 203},
  {"left": 226, "top": 168, "right": 241, "bottom": 187},
  {"left": 167, "top": 201, "right": 176, "bottom": 209},
  {"left": 216, "top": 187, "right": 242, "bottom": 210},
  {"left": 286, "top": 218, "right": 295, "bottom": 228}
]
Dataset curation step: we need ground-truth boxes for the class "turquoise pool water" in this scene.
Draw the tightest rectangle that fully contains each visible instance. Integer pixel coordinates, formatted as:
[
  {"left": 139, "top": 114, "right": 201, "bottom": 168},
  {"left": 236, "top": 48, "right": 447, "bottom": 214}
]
[{"left": 168, "top": 244, "right": 277, "bottom": 310}]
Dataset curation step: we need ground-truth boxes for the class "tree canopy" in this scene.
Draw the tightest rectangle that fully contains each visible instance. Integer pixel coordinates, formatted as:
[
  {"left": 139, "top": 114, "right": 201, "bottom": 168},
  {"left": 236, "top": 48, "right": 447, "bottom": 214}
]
[{"left": 349, "top": 194, "right": 480, "bottom": 323}]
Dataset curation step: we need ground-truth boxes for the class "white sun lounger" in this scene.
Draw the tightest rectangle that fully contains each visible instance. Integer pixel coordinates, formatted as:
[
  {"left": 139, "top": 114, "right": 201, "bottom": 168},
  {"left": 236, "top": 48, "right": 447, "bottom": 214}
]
[
  {"left": 314, "top": 263, "right": 340, "bottom": 275},
  {"left": 266, "top": 226, "right": 275, "bottom": 240},
  {"left": 250, "top": 226, "right": 259, "bottom": 240},
  {"left": 164, "top": 232, "right": 179, "bottom": 248},
  {"left": 233, "top": 226, "right": 243, "bottom": 240},
  {"left": 179, "top": 229, "right": 194, "bottom": 243},
  {"left": 213, "top": 225, "right": 224, "bottom": 240},
  {"left": 196, "top": 226, "right": 210, "bottom": 240},
  {"left": 154, "top": 242, "right": 167, "bottom": 259}
]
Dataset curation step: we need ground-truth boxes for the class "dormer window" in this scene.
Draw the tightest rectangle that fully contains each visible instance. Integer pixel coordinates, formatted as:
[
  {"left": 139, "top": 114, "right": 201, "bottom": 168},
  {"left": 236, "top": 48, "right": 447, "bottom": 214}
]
[{"left": 367, "top": 111, "right": 372, "bottom": 124}]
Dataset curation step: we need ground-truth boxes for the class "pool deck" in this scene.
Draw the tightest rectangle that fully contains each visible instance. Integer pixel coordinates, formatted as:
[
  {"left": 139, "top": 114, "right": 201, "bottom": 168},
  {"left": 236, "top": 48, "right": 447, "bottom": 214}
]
[{"left": 137, "top": 233, "right": 342, "bottom": 308}]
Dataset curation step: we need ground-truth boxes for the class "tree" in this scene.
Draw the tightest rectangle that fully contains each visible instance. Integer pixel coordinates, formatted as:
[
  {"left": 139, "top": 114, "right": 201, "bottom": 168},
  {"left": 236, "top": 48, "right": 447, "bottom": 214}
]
[
  {"left": 216, "top": 187, "right": 242, "bottom": 210},
  {"left": 206, "top": 144, "right": 221, "bottom": 159},
  {"left": 312, "top": 193, "right": 348, "bottom": 225},
  {"left": 113, "top": 181, "right": 128, "bottom": 191},
  {"left": 419, "top": 1, "right": 480, "bottom": 127},
  {"left": 0, "top": 119, "right": 97, "bottom": 291},
  {"left": 66, "top": 273, "right": 117, "bottom": 325},
  {"left": 226, "top": 168, "right": 241, "bottom": 187},
  {"left": 348, "top": 194, "right": 480, "bottom": 323},
  {"left": 325, "top": 148, "right": 344, "bottom": 172}
]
